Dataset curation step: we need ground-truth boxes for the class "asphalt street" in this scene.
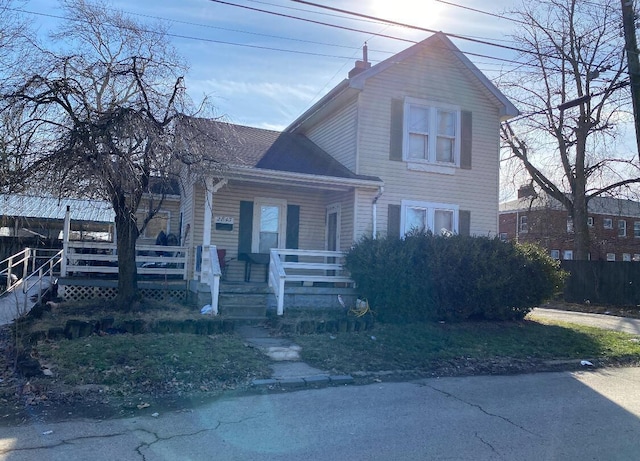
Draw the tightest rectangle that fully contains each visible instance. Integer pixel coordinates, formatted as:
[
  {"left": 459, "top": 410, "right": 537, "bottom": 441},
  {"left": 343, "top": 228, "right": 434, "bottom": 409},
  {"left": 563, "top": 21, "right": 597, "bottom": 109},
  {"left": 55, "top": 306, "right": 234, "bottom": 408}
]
[{"left": 2, "top": 366, "right": 640, "bottom": 460}]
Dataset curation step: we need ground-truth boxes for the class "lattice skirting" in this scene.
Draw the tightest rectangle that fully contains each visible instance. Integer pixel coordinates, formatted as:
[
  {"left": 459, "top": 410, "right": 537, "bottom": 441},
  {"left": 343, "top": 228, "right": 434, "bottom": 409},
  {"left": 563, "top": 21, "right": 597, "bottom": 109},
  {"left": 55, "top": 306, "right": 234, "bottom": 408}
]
[{"left": 60, "top": 285, "right": 186, "bottom": 302}]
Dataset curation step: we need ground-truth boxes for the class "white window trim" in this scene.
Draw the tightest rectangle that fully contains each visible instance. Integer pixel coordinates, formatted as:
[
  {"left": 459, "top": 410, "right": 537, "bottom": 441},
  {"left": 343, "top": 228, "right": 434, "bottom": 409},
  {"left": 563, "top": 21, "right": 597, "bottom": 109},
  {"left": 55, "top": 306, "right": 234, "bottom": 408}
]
[
  {"left": 619, "top": 219, "right": 627, "bottom": 237},
  {"left": 550, "top": 249, "right": 560, "bottom": 260},
  {"left": 634, "top": 222, "right": 640, "bottom": 238},
  {"left": 402, "top": 97, "right": 461, "bottom": 174},
  {"left": 587, "top": 217, "right": 593, "bottom": 227},
  {"left": 604, "top": 218, "right": 613, "bottom": 229},
  {"left": 519, "top": 215, "right": 528, "bottom": 233},
  {"left": 606, "top": 253, "right": 616, "bottom": 261},
  {"left": 251, "top": 197, "right": 287, "bottom": 253},
  {"left": 400, "top": 200, "right": 459, "bottom": 236},
  {"left": 623, "top": 253, "right": 632, "bottom": 262},
  {"left": 563, "top": 250, "right": 573, "bottom": 260}
]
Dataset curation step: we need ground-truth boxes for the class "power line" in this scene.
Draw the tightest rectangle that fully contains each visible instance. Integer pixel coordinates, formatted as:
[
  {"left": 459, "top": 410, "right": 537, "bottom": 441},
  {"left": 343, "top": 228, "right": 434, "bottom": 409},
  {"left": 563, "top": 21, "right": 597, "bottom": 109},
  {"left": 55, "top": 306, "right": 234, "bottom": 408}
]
[
  {"left": 434, "top": 0, "right": 528, "bottom": 25},
  {"left": 289, "top": 0, "right": 552, "bottom": 58}
]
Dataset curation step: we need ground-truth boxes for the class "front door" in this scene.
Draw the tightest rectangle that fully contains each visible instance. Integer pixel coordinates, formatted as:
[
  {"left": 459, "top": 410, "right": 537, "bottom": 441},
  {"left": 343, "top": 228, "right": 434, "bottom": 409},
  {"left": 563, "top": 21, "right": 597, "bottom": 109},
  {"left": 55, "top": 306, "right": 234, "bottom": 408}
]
[{"left": 326, "top": 204, "right": 341, "bottom": 274}]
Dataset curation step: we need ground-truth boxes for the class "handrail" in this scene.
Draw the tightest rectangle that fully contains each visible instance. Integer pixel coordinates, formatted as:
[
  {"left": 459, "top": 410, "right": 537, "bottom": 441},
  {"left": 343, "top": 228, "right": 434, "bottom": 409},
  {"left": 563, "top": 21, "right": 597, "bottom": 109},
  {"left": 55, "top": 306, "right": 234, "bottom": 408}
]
[
  {"left": 268, "top": 248, "right": 353, "bottom": 315},
  {"left": 208, "top": 245, "right": 221, "bottom": 315},
  {"left": 20, "top": 250, "right": 64, "bottom": 311}
]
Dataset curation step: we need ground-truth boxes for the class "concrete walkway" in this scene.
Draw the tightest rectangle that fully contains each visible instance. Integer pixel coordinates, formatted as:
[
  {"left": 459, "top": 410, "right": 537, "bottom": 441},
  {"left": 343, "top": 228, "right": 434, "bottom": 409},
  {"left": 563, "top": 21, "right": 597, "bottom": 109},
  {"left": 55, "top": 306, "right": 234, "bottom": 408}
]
[
  {"left": 235, "top": 324, "right": 353, "bottom": 389},
  {"left": 529, "top": 308, "right": 640, "bottom": 335}
]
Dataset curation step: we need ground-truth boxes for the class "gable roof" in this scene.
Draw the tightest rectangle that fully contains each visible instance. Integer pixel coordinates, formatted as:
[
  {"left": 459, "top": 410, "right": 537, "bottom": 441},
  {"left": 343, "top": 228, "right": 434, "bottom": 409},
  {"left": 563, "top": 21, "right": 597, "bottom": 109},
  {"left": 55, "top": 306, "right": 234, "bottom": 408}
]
[
  {"left": 287, "top": 32, "right": 519, "bottom": 132},
  {"left": 186, "top": 119, "right": 381, "bottom": 184}
]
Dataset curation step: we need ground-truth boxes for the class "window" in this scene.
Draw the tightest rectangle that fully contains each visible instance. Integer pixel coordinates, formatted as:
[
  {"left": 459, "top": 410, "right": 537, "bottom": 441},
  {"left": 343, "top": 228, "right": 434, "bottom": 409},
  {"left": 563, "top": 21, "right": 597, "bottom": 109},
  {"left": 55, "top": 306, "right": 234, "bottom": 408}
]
[
  {"left": 619, "top": 220, "right": 627, "bottom": 237},
  {"left": 550, "top": 250, "right": 560, "bottom": 260},
  {"left": 606, "top": 253, "right": 616, "bottom": 261},
  {"left": 401, "top": 200, "right": 458, "bottom": 236},
  {"left": 499, "top": 233, "right": 508, "bottom": 241},
  {"left": 252, "top": 198, "right": 286, "bottom": 253},
  {"left": 623, "top": 253, "right": 632, "bottom": 262},
  {"left": 634, "top": 254, "right": 640, "bottom": 262},
  {"left": 587, "top": 217, "right": 593, "bottom": 227},
  {"left": 563, "top": 250, "right": 573, "bottom": 260},
  {"left": 566, "top": 218, "right": 574, "bottom": 233},
  {"left": 404, "top": 98, "right": 459, "bottom": 166},
  {"left": 634, "top": 222, "right": 640, "bottom": 238},
  {"left": 603, "top": 218, "right": 613, "bottom": 229},
  {"left": 519, "top": 215, "right": 528, "bottom": 233}
]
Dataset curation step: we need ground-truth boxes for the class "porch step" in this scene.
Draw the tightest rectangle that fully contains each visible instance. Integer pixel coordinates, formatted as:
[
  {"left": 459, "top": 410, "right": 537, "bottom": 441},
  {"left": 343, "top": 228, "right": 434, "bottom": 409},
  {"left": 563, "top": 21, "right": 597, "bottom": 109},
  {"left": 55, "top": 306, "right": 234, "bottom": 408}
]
[{"left": 219, "top": 291, "right": 268, "bottom": 319}]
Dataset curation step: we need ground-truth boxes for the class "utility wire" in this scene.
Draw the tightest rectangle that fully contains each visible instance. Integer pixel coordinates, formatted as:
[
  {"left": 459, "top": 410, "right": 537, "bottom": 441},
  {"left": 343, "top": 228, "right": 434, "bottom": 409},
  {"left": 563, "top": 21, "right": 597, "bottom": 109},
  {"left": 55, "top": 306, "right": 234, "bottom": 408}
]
[
  {"left": 289, "top": 0, "right": 553, "bottom": 58},
  {"left": 434, "top": 0, "right": 528, "bottom": 25}
]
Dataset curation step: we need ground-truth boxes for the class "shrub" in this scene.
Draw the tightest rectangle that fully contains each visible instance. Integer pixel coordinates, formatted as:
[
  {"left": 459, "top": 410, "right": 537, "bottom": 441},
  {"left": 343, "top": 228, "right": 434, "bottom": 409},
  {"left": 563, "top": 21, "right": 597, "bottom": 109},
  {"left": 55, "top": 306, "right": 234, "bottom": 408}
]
[{"left": 345, "top": 233, "right": 565, "bottom": 323}]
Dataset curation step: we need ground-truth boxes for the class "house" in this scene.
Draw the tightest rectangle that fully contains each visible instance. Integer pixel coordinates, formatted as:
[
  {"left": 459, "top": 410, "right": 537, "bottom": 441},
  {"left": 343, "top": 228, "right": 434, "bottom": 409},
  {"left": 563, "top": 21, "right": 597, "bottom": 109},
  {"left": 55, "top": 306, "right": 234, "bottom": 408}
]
[
  {"left": 499, "top": 187, "right": 640, "bottom": 261},
  {"left": 175, "top": 32, "right": 518, "bottom": 314}
]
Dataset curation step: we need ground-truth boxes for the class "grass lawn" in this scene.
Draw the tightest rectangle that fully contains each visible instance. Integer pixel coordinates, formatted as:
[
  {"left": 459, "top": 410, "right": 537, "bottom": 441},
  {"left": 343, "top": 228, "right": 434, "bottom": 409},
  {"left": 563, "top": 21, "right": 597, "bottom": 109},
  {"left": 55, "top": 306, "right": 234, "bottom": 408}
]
[{"left": 4, "top": 300, "right": 640, "bottom": 420}]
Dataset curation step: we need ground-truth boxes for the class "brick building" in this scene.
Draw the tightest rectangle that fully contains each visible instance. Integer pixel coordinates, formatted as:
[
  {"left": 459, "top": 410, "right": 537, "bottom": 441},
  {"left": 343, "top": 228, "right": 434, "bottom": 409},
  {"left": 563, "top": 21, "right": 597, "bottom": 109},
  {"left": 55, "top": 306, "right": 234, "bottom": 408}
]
[{"left": 499, "top": 187, "right": 640, "bottom": 261}]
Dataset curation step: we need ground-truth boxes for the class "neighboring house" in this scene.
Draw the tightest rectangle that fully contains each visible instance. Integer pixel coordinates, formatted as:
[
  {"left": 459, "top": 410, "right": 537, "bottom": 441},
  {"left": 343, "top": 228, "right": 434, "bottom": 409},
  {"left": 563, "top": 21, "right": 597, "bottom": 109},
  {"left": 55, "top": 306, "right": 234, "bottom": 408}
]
[
  {"left": 180, "top": 32, "right": 518, "bottom": 300},
  {"left": 499, "top": 187, "right": 640, "bottom": 261}
]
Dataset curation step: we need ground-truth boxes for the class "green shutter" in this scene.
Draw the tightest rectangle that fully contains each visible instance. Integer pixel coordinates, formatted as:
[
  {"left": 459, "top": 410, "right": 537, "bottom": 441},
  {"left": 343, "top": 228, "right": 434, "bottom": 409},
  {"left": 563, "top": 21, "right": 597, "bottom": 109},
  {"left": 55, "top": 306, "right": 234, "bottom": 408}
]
[
  {"left": 388, "top": 204, "right": 401, "bottom": 239},
  {"left": 285, "top": 205, "right": 300, "bottom": 262},
  {"left": 459, "top": 210, "right": 471, "bottom": 236},
  {"left": 389, "top": 99, "right": 404, "bottom": 161},
  {"left": 238, "top": 201, "right": 253, "bottom": 260},
  {"left": 460, "top": 110, "right": 472, "bottom": 169}
]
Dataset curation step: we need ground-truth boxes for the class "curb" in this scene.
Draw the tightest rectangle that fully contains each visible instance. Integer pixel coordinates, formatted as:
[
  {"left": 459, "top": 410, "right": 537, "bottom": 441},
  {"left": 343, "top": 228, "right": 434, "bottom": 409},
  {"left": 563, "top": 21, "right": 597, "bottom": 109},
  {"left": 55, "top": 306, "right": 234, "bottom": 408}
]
[{"left": 251, "top": 374, "right": 354, "bottom": 390}]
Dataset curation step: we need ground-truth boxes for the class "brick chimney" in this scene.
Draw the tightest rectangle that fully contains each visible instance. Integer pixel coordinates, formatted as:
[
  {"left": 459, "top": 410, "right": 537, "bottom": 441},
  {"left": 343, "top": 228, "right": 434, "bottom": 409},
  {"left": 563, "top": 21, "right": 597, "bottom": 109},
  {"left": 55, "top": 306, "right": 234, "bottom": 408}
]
[
  {"left": 518, "top": 184, "right": 536, "bottom": 199},
  {"left": 348, "top": 43, "right": 372, "bottom": 78}
]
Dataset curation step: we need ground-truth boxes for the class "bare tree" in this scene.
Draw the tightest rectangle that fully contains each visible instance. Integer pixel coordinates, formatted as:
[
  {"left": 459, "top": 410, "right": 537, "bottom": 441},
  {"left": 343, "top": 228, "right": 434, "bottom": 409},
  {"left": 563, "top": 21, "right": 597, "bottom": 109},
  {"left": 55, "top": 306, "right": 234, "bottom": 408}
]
[
  {"left": 3, "top": 0, "right": 223, "bottom": 306},
  {"left": 500, "top": 0, "right": 640, "bottom": 259}
]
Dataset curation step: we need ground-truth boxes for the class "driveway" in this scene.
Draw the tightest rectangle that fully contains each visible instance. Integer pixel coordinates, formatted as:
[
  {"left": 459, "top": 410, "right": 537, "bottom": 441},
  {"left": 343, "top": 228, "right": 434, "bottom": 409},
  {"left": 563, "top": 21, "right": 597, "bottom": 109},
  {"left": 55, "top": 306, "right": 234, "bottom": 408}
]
[{"left": 530, "top": 308, "right": 640, "bottom": 335}]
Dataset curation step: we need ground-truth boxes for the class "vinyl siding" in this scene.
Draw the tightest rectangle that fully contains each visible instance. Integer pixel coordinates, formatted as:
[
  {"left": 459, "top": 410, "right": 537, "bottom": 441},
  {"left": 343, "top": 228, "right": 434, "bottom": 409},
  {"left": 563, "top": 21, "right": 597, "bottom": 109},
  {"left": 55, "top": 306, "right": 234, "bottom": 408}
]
[
  {"left": 197, "top": 181, "right": 339, "bottom": 282},
  {"left": 356, "top": 45, "right": 500, "bottom": 236},
  {"left": 306, "top": 99, "right": 359, "bottom": 171}
]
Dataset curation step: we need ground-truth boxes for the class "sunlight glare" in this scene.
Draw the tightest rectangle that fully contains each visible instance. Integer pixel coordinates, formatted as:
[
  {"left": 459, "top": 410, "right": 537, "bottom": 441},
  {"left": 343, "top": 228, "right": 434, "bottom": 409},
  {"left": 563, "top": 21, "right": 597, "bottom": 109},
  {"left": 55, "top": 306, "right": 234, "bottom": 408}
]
[{"left": 372, "top": 0, "right": 444, "bottom": 28}]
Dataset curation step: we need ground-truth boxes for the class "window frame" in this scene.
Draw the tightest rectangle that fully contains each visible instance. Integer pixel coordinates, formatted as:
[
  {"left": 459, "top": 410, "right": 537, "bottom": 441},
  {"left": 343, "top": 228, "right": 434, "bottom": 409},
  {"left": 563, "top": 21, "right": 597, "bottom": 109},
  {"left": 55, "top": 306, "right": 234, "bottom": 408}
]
[
  {"left": 403, "top": 97, "right": 461, "bottom": 169},
  {"left": 618, "top": 219, "right": 627, "bottom": 237},
  {"left": 550, "top": 249, "right": 560, "bottom": 260},
  {"left": 634, "top": 221, "right": 640, "bottom": 238},
  {"left": 400, "top": 200, "right": 459, "bottom": 237},
  {"left": 562, "top": 250, "right": 573, "bottom": 260},
  {"left": 587, "top": 216, "right": 593, "bottom": 227},
  {"left": 603, "top": 218, "right": 613, "bottom": 229},
  {"left": 519, "top": 215, "right": 528, "bottom": 233},
  {"left": 623, "top": 253, "right": 632, "bottom": 262},
  {"left": 606, "top": 253, "right": 616, "bottom": 261},
  {"left": 251, "top": 197, "right": 287, "bottom": 254}
]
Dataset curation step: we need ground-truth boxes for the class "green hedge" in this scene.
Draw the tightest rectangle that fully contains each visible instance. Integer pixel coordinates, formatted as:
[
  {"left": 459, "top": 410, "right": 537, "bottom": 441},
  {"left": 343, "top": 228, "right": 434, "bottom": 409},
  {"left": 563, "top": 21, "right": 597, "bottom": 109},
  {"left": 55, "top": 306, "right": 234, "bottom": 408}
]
[{"left": 345, "top": 233, "right": 565, "bottom": 323}]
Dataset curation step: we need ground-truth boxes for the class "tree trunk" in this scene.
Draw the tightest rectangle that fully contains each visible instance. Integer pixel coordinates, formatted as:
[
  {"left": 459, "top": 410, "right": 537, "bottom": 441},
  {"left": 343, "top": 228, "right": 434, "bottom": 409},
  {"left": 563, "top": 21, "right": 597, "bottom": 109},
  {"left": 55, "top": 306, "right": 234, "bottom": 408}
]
[{"left": 114, "top": 210, "right": 140, "bottom": 308}]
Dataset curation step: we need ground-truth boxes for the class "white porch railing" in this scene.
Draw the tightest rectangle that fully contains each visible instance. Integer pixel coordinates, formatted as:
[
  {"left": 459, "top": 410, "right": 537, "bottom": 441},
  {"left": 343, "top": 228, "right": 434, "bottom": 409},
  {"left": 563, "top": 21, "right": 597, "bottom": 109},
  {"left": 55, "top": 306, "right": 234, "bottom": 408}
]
[
  {"left": 62, "top": 241, "right": 188, "bottom": 279},
  {"left": 269, "top": 248, "right": 354, "bottom": 315}
]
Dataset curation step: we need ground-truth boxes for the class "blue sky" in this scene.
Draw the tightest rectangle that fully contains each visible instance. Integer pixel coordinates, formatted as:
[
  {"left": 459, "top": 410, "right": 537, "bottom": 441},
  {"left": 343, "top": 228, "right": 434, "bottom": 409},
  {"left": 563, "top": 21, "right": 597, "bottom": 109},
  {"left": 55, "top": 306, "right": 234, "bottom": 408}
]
[{"left": 22, "top": 0, "right": 519, "bottom": 130}]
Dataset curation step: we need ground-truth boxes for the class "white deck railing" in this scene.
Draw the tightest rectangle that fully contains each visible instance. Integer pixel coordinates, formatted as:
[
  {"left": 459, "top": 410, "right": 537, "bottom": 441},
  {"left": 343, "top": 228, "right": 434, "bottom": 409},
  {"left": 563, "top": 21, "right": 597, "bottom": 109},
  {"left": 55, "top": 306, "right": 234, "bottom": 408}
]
[
  {"left": 62, "top": 241, "right": 188, "bottom": 279},
  {"left": 269, "top": 248, "right": 354, "bottom": 315}
]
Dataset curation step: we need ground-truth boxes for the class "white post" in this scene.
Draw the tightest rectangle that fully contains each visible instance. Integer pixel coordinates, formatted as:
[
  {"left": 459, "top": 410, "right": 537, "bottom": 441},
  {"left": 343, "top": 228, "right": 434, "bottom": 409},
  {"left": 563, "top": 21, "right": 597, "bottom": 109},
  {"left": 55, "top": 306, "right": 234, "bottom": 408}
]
[{"left": 61, "top": 206, "right": 71, "bottom": 277}]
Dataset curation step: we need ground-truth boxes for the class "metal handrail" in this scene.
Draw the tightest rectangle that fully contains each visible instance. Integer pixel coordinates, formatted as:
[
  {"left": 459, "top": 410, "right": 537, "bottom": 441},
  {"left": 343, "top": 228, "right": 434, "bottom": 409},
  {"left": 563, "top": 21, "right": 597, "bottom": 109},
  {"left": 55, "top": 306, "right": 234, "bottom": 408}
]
[{"left": 19, "top": 250, "right": 64, "bottom": 312}]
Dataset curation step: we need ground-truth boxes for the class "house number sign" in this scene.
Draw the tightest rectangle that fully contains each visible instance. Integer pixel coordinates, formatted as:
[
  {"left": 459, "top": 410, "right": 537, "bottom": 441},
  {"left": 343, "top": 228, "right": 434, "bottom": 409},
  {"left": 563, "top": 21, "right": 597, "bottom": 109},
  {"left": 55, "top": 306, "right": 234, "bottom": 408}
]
[{"left": 215, "top": 216, "right": 234, "bottom": 231}]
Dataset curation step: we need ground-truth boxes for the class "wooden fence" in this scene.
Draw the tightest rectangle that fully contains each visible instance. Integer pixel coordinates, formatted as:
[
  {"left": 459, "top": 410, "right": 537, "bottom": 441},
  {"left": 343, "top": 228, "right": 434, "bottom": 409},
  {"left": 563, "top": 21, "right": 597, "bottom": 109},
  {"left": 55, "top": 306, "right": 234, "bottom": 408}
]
[{"left": 561, "top": 260, "right": 640, "bottom": 306}]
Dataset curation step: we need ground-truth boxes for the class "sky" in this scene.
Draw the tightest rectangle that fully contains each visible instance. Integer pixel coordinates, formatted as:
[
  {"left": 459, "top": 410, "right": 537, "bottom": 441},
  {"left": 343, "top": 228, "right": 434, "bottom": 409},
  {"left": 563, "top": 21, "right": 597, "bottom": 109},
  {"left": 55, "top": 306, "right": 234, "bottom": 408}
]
[{"left": 20, "top": 0, "right": 519, "bottom": 130}]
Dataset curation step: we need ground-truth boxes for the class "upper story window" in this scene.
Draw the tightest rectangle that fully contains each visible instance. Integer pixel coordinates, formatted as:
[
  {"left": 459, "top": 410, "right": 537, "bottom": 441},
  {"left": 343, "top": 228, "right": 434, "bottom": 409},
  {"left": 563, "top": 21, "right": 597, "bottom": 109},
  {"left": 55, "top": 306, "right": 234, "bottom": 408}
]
[
  {"left": 401, "top": 200, "right": 458, "bottom": 236},
  {"left": 550, "top": 249, "right": 560, "bottom": 260},
  {"left": 607, "top": 253, "right": 616, "bottom": 261},
  {"left": 404, "top": 98, "right": 460, "bottom": 167},
  {"left": 587, "top": 217, "right": 593, "bottom": 227},
  {"left": 566, "top": 218, "right": 574, "bottom": 233},
  {"left": 499, "top": 233, "right": 508, "bottom": 241},
  {"left": 563, "top": 250, "right": 573, "bottom": 260},
  {"left": 519, "top": 215, "right": 528, "bottom": 233},
  {"left": 603, "top": 218, "right": 613, "bottom": 229},
  {"left": 619, "top": 219, "right": 627, "bottom": 237},
  {"left": 634, "top": 222, "right": 640, "bottom": 238}
]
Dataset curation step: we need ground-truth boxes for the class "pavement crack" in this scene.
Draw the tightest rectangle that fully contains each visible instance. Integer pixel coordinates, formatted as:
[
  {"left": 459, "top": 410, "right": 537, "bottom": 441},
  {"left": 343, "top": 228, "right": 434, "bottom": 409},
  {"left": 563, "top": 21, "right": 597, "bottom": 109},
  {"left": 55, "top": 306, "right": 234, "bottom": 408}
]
[
  {"left": 425, "top": 383, "right": 541, "bottom": 437},
  {"left": 0, "top": 432, "right": 128, "bottom": 455},
  {"left": 474, "top": 431, "right": 503, "bottom": 458}
]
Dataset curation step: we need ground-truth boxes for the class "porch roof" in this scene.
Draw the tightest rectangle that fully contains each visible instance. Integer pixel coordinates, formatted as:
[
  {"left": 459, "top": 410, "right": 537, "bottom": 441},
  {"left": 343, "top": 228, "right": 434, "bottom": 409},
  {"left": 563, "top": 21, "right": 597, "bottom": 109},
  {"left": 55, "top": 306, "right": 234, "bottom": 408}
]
[{"left": 183, "top": 119, "right": 382, "bottom": 185}]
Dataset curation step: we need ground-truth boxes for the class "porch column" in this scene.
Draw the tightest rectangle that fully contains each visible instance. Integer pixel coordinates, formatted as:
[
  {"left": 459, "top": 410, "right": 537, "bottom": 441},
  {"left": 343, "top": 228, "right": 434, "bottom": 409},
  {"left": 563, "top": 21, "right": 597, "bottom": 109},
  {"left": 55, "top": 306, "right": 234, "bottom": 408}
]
[
  {"left": 61, "top": 206, "right": 70, "bottom": 277},
  {"left": 200, "top": 178, "right": 228, "bottom": 283}
]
